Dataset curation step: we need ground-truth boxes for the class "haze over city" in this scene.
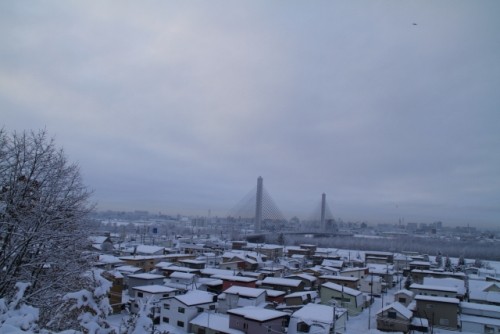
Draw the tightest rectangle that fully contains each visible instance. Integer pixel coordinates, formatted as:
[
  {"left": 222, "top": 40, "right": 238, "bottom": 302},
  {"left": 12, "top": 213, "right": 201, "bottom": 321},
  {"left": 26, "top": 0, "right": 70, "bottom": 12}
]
[{"left": 1, "top": 1, "right": 499, "bottom": 227}]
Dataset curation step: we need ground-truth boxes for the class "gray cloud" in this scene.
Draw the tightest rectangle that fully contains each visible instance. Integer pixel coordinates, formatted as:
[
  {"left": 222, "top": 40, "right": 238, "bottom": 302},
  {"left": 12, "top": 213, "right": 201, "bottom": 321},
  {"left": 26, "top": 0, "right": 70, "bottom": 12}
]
[{"left": 1, "top": 1, "right": 499, "bottom": 227}]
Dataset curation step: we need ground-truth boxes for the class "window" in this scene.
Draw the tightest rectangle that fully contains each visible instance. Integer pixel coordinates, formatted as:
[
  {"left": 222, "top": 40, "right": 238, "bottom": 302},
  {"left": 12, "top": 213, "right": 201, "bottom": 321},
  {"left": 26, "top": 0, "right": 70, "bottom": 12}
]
[
  {"left": 163, "top": 303, "right": 170, "bottom": 310},
  {"left": 297, "top": 322, "right": 310, "bottom": 332},
  {"left": 439, "top": 318, "right": 449, "bottom": 326},
  {"left": 485, "top": 325, "right": 495, "bottom": 334},
  {"left": 163, "top": 294, "right": 169, "bottom": 298},
  {"left": 426, "top": 304, "right": 433, "bottom": 309},
  {"left": 243, "top": 323, "right": 248, "bottom": 329},
  {"left": 387, "top": 311, "right": 397, "bottom": 319},
  {"left": 137, "top": 292, "right": 143, "bottom": 298},
  {"left": 177, "top": 321, "right": 184, "bottom": 327},
  {"left": 178, "top": 307, "right": 185, "bottom": 314},
  {"left": 162, "top": 317, "right": 169, "bottom": 323},
  {"left": 398, "top": 297, "right": 406, "bottom": 303},
  {"left": 209, "top": 304, "right": 216, "bottom": 310},
  {"left": 197, "top": 307, "right": 204, "bottom": 313}
]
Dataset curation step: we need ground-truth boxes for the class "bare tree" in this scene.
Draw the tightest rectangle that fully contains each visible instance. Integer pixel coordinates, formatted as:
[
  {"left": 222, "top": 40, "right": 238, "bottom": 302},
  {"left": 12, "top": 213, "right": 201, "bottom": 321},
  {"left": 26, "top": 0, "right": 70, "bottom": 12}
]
[{"left": 0, "top": 129, "right": 94, "bottom": 330}]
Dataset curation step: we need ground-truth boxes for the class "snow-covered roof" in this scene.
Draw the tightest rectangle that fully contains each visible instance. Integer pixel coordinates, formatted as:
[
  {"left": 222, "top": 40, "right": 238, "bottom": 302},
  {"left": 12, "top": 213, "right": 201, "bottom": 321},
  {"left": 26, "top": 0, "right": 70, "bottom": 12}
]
[
  {"left": 395, "top": 289, "right": 414, "bottom": 297},
  {"left": 414, "top": 295, "right": 459, "bottom": 304},
  {"left": 320, "top": 275, "right": 358, "bottom": 282},
  {"left": 263, "top": 289, "right": 286, "bottom": 298},
  {"left": 179, "top": 259, "right": 206, "bottom": 264},
  {"left": 190, "top": 312, "right": 244, "bottom": 334},
  {"left": 291, "top": 303, "right": 342, "bottom": 324},
  {"left": 284, "top": 291, "right": 318, "bottom": 300},
  {"left": 163, "top": 265, "right": 199, "bottom": 273},
  {"left": 322, "top": 282, "right": 362, "bottom": 296},
  {"left": 201, "top": 268, "right": 236, "bottom": 276},
  {"left": 128, "top": 273, "right": 164, "bottom": 280},
  {"left": 215, "top": 275, "right": 256, "bottom": 283},
  {"left": 461, "top": 301, "right": 500, "bottom": 313},
  {"left": 170, "top": 271, "right": 196, "bottom": 280},
  {"left": 134, "top": 245, "right": 165, "bottom": 254},
  {"left": 133, "top": 285, "right": 177, "bottom": 294},
  {"left": 155, "top": 261, "right": 173, "bottom": 269},
  {"left": 98, "top": 254, "right": 123, "bottom": 264},
  {"left": 119, "top": 255, "right": 166, "bottom": 261},
  {"left": 286, "top": 273, "right": 317, "bottom": 283},
  {"left": 227, "top": 306, "right": 288, "bottom": 322},
  {"left": 377, "top": 302, "right": 413, "bottom": 319},
  {"left": 461, "top": 314, "right": 500, "bottom": 326},
  {"left": 115, "top": 265, "right": 142, "bottom": 274},
  {"left": 223, "top": 286, "right": 266, "bottom": 298},
  {"left": 410, "top": 283, "right": 458, "bottom": 293},
  {"left": 88, "top": 236, "right": 110, "bottom": 244},
  {"left": 175, "top": 290, "right": 216, "bottom": 306},
  {"left": 262, "top": 277, "right": 302, "bottom": 287}
]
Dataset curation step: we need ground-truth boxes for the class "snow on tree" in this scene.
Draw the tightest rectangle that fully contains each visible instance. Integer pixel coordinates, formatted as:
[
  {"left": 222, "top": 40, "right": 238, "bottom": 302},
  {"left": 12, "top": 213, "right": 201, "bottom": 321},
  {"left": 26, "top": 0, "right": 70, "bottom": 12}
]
[
  {"left": 435, "top": 252, "right": 443, "bottom": 267},
  {"left": 0, "top": 129, "right": 93, "bottom": 330},
  {"left": 121, "top": 298, "right": 153, "bottom": 334},
  {"left": 0, "top": 282, "right": 39, "bottom": 333},
  {"left": 444, "top": 256, "right": 452, "bottom": 271},
  {"left": 61, "top": 270, "right": 115, "bottom": 334}
]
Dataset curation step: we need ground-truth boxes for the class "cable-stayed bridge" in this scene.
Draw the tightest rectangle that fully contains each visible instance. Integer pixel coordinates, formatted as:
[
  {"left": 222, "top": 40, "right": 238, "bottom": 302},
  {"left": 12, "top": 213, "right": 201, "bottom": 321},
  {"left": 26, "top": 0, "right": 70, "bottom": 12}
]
[
  {"left": 228, "top": 176, "right": 286, "bottom": 233},
  {"left": 227, "top": 177, "right": 342, "bottom": 239}
]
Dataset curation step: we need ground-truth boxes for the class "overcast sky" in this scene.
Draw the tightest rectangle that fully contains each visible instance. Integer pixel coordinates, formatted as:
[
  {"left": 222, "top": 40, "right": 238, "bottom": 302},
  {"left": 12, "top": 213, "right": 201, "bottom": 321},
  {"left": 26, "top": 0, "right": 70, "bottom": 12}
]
[{"left": 1, "top": 1, "right": 499, "bottom": 227}]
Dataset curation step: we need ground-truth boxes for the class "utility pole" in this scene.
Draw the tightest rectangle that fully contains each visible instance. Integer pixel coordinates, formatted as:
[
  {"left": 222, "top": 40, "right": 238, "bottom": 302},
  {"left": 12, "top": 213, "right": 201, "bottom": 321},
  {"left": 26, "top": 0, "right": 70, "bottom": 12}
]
[{"left": 368, "top": 274, "right": 373, "bottom": 330}]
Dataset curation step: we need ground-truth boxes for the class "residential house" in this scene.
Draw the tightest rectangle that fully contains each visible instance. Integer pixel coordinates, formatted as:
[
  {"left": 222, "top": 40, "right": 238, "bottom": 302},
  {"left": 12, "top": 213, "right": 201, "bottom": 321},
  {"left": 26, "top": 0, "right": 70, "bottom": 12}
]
[
  {"left": 179, "top": 259, "right": 206, "bottom": 270},
  {"left": 319, "top": 276, "right": 359, "bottom": 290},
  {"left": 102, "top": 270, "right": 124, "bottom": 313},
  {"left": 410, "top": 283, "right": 458, "bottom": 299},
  {"left": 227, "top": 306, "right": 289, "bottom": 334},
  {"left": 130, "top": 285, "right": 178, "bottom": 314},
  {"left": 284, "top": 291, "right": 317, "bottom": 307},
  {"left": 365, "top": 251, "right": 393, "bottom": 265},
  {"left": 285, "top": 273, "right": 318, "bottom": 290},
  {"left": 88, "top": 235, "right": 114, "bottom": 252},
  {"left": 260, "top": 277, "right": 305, "bottom": 293},
  {"left": 129, "top": 244, "right": 165, "bottom": 256},
  {"left": 256, "top": 244, "right": 283, "bottom": 260},
  {"left": 409, "top": 261, "right": 431, "bottom": 271},
  {"left": 340, "top": 267, "right": 368, "bottom": 280},
  {"left": 190, "top": 312, "right": 243, "bottom": 334},
  {"left": 368, "top": 264, "right": 395, "bottom": 289},
  {"left": 218, "top": 286, "right": 267, "bottom": 313},
  {"left": 127, "top": 273, "right": 165, "bottom": 293},
  {"left": 414, "top": 295, "right": 460, "bottom": 330},
  {"left": 320, "top": 282, "right": 364, "bottom": 316},
  {"left": 376, "top": 302, "right": 413, "bottom": 333},
  {"left": 263, "top": 289, "right": 286, "bottom": 305},
  {"left": 460, "top": 301, "right": 500, "bottom": 333},
  {"left": 161, "top": 290, "right": 217, "bottom": 332},
  {"left": 359, "top": 275, "right": 383, "bottom": 296},
  {"left": 119, "top": 255, "right": 168, "bottom": 272},
  {"left": 216, "top": 275, "right": 258, "bottom": 290},
  {"left": 158, "top": 264, "right": 200, "bottom": 277},
  {"left": 165, "top": 272, "right": 198, "bottom": 291},
  {"left": 288, "top": 303, "right": 348, "bottom": 334},
  {"left": 469, "top": 282, "right": 500, "bottom": 306},
  {"left": 394, "top": 289, "right": 414, "bottom": 307},
  {"left": 321, "top": 259, "right": 344, "bottom": 269},
  {"left": 96, "top": 254, "right": 125, "bottom": 270},
  {"left": 423, "top": 277, "right": 467, "bottom": 300},
  {"left": 410, "top": 269, "right": 466, "bottom": 284}
]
